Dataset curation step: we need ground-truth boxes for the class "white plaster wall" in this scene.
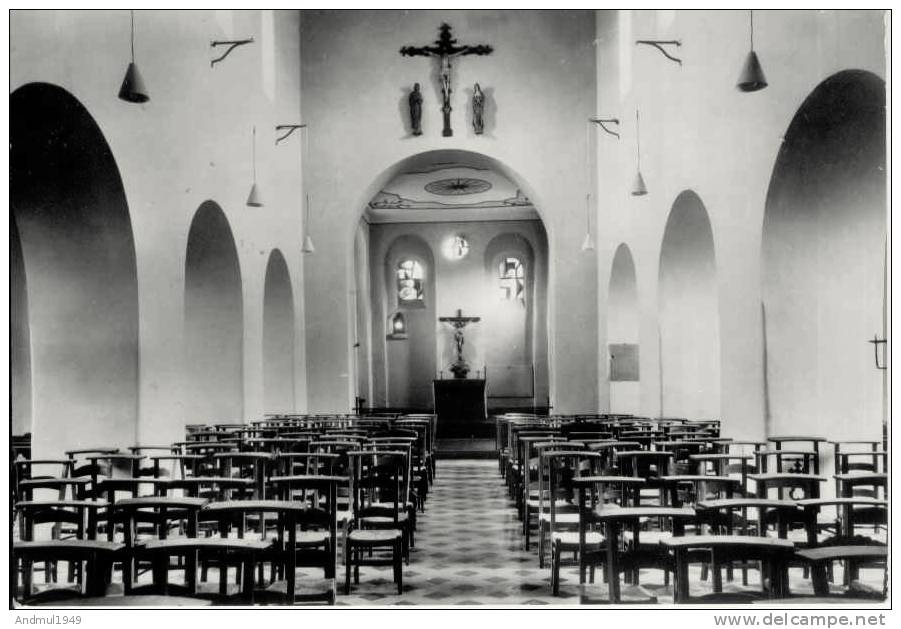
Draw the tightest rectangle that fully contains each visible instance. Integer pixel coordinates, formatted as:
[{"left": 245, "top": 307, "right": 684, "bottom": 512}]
[
  {"left": 301, "top": 10, "right": 598, "bottom": 413},
  {"left": 10, "top": 10, "right": 308, "bottom": 453},
  {"left": 593, "top": 10, "right": 886, "bottom": 439}
]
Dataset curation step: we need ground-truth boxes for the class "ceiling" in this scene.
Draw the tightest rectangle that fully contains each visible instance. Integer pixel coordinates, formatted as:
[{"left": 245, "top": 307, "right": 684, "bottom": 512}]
[{"left": 364, "top": 156, "right": 540, "bottom": 224}]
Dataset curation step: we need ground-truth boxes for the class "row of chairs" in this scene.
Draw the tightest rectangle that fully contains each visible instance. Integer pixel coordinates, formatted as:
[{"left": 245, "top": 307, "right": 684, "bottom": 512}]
[
  {"left": 494, "top": 414, "right": 888, "bottom": 602},
  {"left": 11, "top": 413, "right": 438, "bottom": 605}
]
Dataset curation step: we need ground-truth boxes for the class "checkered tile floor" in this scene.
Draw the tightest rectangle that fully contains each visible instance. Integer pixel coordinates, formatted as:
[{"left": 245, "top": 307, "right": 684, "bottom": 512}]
[{"left": 336, "top": 459, "right": 884, "bottom": 606}]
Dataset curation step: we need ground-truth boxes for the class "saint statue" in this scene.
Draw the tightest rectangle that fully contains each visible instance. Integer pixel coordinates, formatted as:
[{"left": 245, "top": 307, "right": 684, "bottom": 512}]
[
  {"left": 472, "top": 83, "right": 484, "bottom": 135},
  {"left": 409, "top": 83, "right": 423, "bottom": 136}
]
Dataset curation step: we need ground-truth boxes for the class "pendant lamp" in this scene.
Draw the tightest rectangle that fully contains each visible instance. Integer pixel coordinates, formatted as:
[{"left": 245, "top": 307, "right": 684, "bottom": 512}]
[
  {"left": 737, "top": 10, "right": 768, "bottom": 92},
  {"left": 302, "top": 195, "right": 315, "bottom": 253},
  {"left": 246, "top": 126, "right": 263, "bottom": 207},
  {"left": 632, "top": 109, "right": 648, "bottom": 197},
  {"left": 118, "top": 11, "right": 150, "bottom": 103}
]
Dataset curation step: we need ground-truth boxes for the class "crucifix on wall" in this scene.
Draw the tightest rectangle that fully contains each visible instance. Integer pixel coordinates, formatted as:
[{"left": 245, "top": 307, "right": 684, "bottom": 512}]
[{"left": 400, "top": 23, "right": 493, "bottom": 137}]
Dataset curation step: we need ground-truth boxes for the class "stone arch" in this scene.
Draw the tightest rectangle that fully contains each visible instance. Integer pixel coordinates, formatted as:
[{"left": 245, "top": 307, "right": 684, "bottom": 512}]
[
  {"left": 658, "top": 190, "right": 721, "bottom": 419},
  {"left": 10, "top": 82, "right": 140, "bottom": 457},
  {"left": 263, "top": 249, "right": 295, "bottom": 413},
  {"left": 761, "top": 70, "right": 886, "bottom": 439},
  {"left": 184, "top": 201, "right": 244, "bottom": 424}
]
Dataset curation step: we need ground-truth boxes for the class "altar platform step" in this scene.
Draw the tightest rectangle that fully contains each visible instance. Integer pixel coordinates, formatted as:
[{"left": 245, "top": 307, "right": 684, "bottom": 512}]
[{"left": 436, "top": 438, "right": 496, "bottom": 459}]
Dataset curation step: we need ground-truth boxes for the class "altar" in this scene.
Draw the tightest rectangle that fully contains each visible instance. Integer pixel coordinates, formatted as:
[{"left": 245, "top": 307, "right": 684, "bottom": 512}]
[{"left": 433, "top": 378, "right": 490, "bottom": 439}]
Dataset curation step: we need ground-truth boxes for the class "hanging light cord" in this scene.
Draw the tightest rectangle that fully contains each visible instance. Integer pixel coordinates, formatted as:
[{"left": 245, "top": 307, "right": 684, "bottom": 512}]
[
  {"left": 750, "top": 10, "right": 755, "bottom": 51},
  {"left": 130, "top": 10, "right": 135, "bottom": 63},
  {"left": 585, "top": 193, "right": 591, "bottom": 233},
  {"left": 252, "top": 125, "right": 257, "bottom": 183},
  {"left": 635, "top": 109, "right": 642, "bottom": 169}
]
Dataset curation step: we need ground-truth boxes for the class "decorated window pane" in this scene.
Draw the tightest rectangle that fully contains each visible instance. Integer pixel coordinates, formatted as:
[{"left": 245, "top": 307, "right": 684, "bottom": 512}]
[
  {"left": 397, "top": 259, "right": 424, "bottom": 302},
  {"left": 498, "top": 257, "right": 525, "bottom": 302}
]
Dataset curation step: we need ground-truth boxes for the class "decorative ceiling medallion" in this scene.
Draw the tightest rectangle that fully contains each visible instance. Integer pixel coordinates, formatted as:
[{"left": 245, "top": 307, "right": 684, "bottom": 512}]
[{"left": 425, "top": 177, "right": 492, "bottom": 196}]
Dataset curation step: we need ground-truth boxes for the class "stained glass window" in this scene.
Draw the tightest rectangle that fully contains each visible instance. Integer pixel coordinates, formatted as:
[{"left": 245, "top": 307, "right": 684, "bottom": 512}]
[
  {"left": 397, "top": 259, "right": 424, "bottom": 302},
  {"left": 498, "top": 257, "right": 525, "bottom": 302}
]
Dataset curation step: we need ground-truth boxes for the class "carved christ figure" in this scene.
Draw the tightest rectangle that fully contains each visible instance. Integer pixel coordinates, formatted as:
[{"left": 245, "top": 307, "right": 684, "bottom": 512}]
[{"left": 400, "top": 23, "right": 493, "bottom": 137}]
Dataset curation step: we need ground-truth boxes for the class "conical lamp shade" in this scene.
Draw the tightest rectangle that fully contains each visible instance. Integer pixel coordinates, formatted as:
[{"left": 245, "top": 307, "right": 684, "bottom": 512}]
[
  {"left": 302, "top": 234, "right": 316, "bottom": 254},
  {"left": 631, "top": 170, "right": 648, "bottom": 197},
  {"left": 581, "top": 232, "right": 594, "bottom": 252},
  {"left": 736, "top": 50, "right": 767, "bottom": 92},
  {"left": 118, "top": 62, "right": 150, "bottom": 103},
  {"left": 246, "top": 182, "right": 263, "bottom": 207}
]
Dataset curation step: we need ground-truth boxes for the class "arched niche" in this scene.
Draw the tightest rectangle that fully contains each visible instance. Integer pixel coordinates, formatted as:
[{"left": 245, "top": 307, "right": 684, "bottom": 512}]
[
  {"left": 762, "top": 70, "right": 886, "bottom": 440},
  {"left": 263, "top": 249, "right": 295, "bottom": 413},
  {"left": 184, "top": 201, "right": 244, "bottom": 424},
  {"left": 11, "top": 218, "right": 32, "bottom": 439},
  {"left": 481, "top": 232, "right": 548, "bottom": 407},
  {"left": 607, "top": 243, "right": 640, "bottom": 414},
  {"left": 658, "top": 190, "right": 721, "bottom": 419},
  {"left": 11, "top": 82, "right": 140, "bottom": 457},
  {"left": 382, "top": 234, "right": 437, "bottom": 408}
]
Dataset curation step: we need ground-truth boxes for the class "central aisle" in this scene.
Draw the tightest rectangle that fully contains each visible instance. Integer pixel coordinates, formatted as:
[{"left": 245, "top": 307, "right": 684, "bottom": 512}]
[{"left": 339, "top": 458, "right": 584, "bottom": 605}]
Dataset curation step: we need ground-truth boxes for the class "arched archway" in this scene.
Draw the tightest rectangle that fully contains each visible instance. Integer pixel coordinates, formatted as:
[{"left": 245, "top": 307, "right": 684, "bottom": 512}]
[
  {"left": 762, "top": 70, "right": 886, "bottom": 440},
  {"left": 658, "top": 191, "right": 720, "bottom": 419},
  {"left": 11, "top": 82, "right": 140, "bottom": 457},
  {"left": 337, "top": 149, "right": 553, "bottom": 415},
  {"left": 263, "top": 249, "right": 295, "bottom": 413},
  {"left": 184, "top": 201, "right": 244, "bottom": 424},
  {"left": 607, "top": 243, "right": 640, "bottom": 414}
]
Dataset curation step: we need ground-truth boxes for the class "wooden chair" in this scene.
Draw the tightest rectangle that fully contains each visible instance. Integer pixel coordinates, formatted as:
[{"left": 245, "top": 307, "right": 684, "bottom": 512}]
[
  {"left": 344, "top": 451, "right": 406, "bottom": 595},
  {"left": 544, "top": 451, "right": 605, "bottom": 594}
]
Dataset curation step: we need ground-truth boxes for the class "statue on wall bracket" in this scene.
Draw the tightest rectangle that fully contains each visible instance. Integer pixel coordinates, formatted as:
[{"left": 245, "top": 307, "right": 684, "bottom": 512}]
[
  {"left": 409, "top": 83, "right": 423, "bottom": 136},
  {"left": 472, "top": 83, "right": 485, "bottom": 135},
  {"left": 400, "top": 23, "right": 493, "bottom": 137}
]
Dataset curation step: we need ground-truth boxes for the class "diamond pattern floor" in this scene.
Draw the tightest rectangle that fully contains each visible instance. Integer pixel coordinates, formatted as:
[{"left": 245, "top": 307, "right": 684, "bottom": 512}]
[{"left": 337, "top": 459, "right": 882, "bottom": 606}]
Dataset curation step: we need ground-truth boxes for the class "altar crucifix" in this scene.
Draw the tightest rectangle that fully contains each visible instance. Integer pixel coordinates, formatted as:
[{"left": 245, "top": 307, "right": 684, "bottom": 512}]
[
  {"left": 400, "top": 23, "right": 493, "bottom": 137},
  {"left": 439, "top": 308, "right": 481, "bottom": 379}
]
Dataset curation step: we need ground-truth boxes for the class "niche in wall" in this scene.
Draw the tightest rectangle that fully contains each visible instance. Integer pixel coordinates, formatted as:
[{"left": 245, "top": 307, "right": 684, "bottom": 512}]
[
  {"left": 10, "top": 82, "right": 141, "bottom": 457},
  {"left": 184, "top": 201, "right": 244, "bottom": 424},
  {"left": 263, "top": 249, "right": 295, "bottom": 413},
  {"left": 383, "top": 234, "right": 437, "bottom": 409},
  {"left": 761, "top": 70, "right": 886, "bottom": 440},
  {"left": 483, "top": 233, "right": 537, "bottom": 403},
  {"left": 607, "top": 243, "right": 640, "bottom": 414},
  {"left": 658, "top": 190, "right": 721, "bottom": 420}
]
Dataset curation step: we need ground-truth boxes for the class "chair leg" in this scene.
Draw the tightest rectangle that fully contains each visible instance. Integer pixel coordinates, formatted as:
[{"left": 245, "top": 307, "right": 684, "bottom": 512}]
[
  {"left": 552, "top": 542, "right": 560, "bottom": 596},
  {"left": 344, "top": 544, "right": 352, "bottom": 595},
  {"left": 394, "top": 540, "right": 403, "bottom": 595}
]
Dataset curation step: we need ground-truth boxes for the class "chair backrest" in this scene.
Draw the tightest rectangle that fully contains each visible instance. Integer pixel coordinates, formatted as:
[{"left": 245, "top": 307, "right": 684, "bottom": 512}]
[{"left": 347, "top": 451, "right": 409, "bottom": 522}]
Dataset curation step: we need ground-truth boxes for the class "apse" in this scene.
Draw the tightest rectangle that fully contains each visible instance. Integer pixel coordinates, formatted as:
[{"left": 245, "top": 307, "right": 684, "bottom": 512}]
[
  {"left": 263, "top": 249, "right": 296, "bottom": 413},
  {"left": 607, "top": 243, "right": 640, "bottom": 414},
  {"left": 761, "top": 70, "right": 886, "bottom": 440},
  {"left": 184, "top": 201, "right": 244, "bottom": 424},
  {"left": 10, "top": 82, "right": 141, "bottom": 457},
  {"left": 362, "top": 149, "right": 550, "bottom": 413},
  {"left": 658, "top": 191, "right": 721, "bottom": 419}
]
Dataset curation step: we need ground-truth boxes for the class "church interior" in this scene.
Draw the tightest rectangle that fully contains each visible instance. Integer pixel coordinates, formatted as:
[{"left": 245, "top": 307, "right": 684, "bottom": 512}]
[{"left": 9, "top": 9, "right": 890, "bottom": 609}]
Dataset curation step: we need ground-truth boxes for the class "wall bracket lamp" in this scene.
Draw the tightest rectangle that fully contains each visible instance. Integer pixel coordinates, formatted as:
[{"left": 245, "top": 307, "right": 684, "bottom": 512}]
[
  {"left": 210, "top": 37, "right": 254, "bottom": 68},
  {"left": 275, "top": 124, "right": 307, "bottom": 145},
  {"left": 635, "top": 40, "right": 682, "bottom": 65},
  {"left": 869, "top": 334, "right": 887, "bottom": 370},
  {"left": 589, "top": 117, "right": 620, "bottom": 139}
]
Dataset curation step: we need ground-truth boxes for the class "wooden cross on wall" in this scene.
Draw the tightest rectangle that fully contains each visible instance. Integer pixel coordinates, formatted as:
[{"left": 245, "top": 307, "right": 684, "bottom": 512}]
[{"left": 400, "top": 23, "right": 493, "bottom": 137}]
